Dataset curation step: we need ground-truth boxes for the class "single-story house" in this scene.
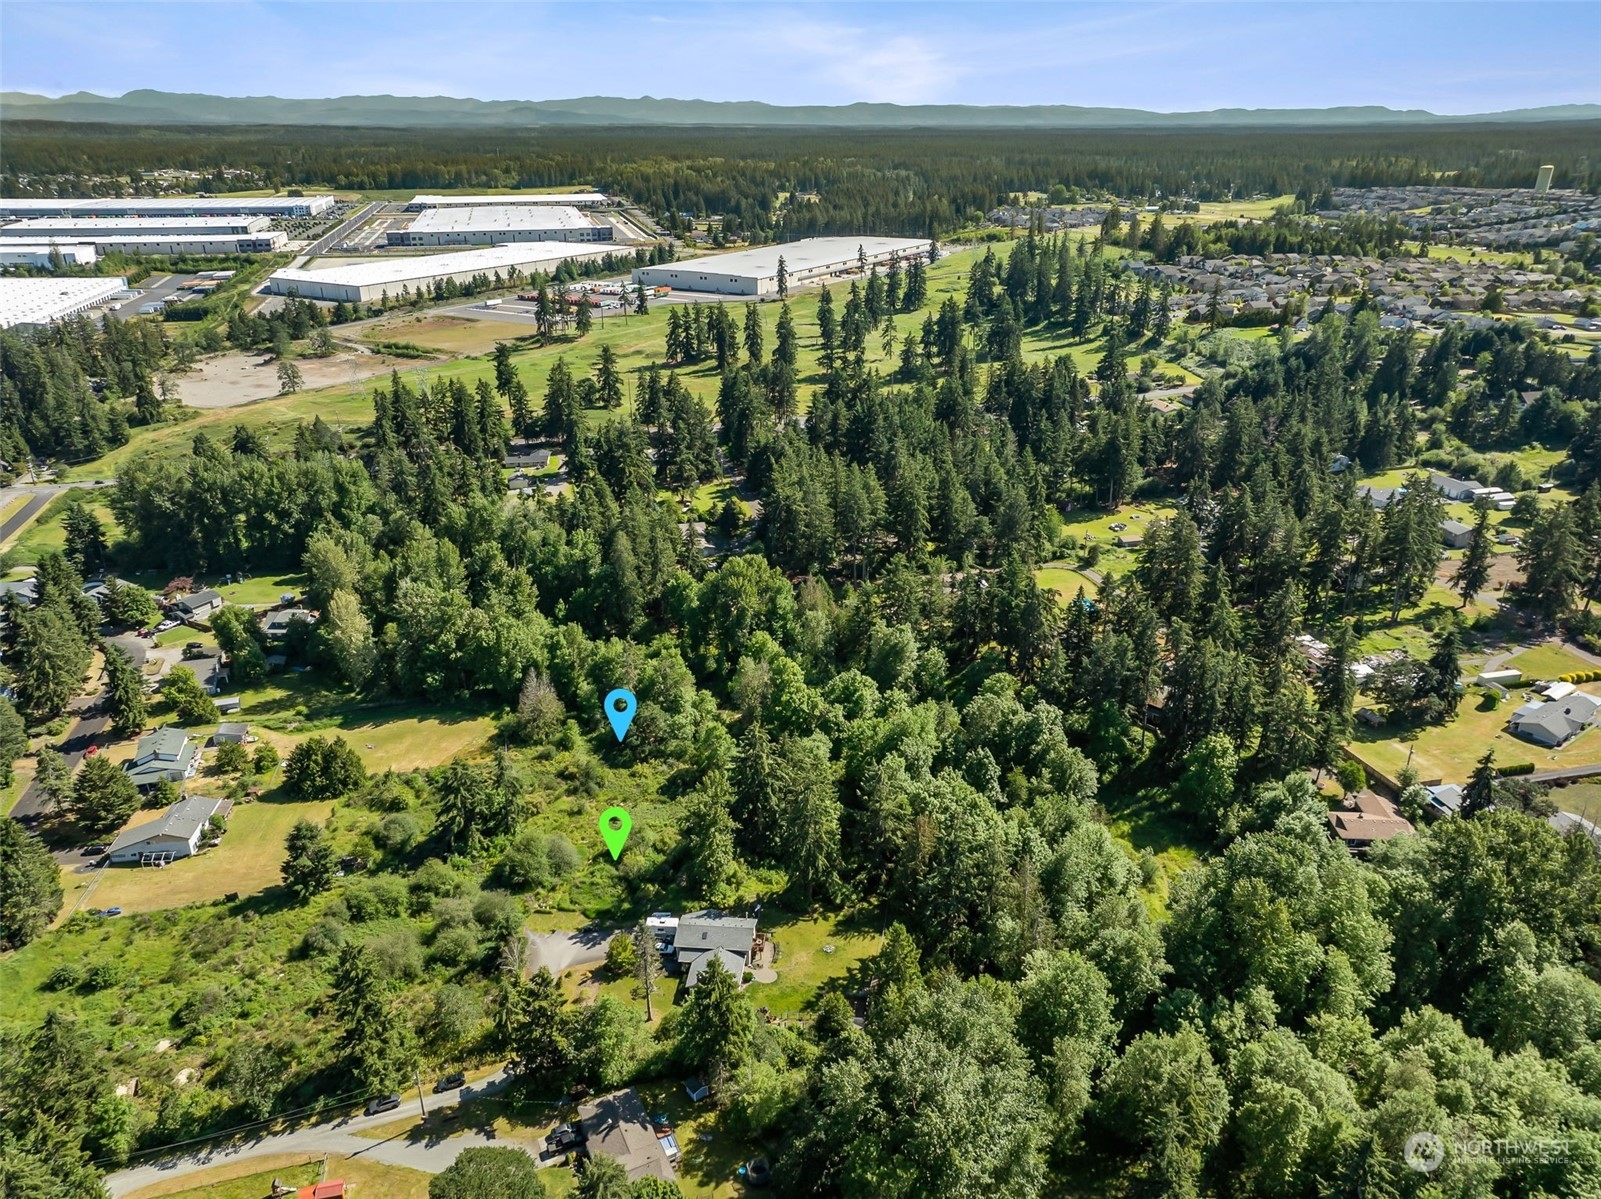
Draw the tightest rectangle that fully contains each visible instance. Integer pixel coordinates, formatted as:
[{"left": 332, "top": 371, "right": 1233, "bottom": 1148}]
[
  {"left": 1425, "top": 783, "right": 1463, "bottom": 818},
  {"left": 124, "top": 727, "right": 197, "bottom": 790},
  {"left": 577, "top": 1089, "right": 676, "bottom": 1182},
  {"left": 1328, "top": 790, "right": 1415, "bottom": 851},
  {"left": 171, "top": 590, "right": 224, "bottom": 621},
  {"left": 107, "top": 794, "right": 231, "bottom": 865},
  {"left": 1359, "top": 485, "right": 1401, "bottom": 510},
  {"left": 1440, "top": 520, "right": 1475, "bottom": 549},
  {"left": 673, "top": 909, "right": 757, "bottom": 990},
  {"left": 260, "top": 607, "right": 316, "bottom": 640},
  {"left": 212, "top": 722, "right": 248, "bottom": 745},
  {"left": 1430, "top": 473, "right": 1485, "bottom": 501},
  {"left": 1116, "top": 534, "right": 1144, "bottom": 550},
  {"left": 504, "top": 444, "right": 552, "bottom": 470},
  {"left": 1509, "top": 693, "right": 1600, "bottom": 747},
  {"left": 0, "top": 577, "right": 39, "bottom": 605},
  {"left": 176, "top": 654, "right": 229, "bottom": 695}
]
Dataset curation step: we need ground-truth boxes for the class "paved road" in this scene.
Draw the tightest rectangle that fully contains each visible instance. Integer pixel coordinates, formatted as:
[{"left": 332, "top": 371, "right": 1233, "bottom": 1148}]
[
  {"left": 0, "top": 489, "right": 55, "bottom": 544},
  {"left": 107, "top": 1070, "right": 522, "bottom": 1196},
  {"left": 9, "top": 694, "right": 110, "bottom": 830}
]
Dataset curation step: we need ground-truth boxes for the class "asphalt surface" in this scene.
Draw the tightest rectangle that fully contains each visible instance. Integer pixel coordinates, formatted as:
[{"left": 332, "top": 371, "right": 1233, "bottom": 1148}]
[
  {"left": 289, "top": 201, "right": 384, "bottom": 268},
  {"left": 105, "top": 1068, "right": 519, "bottom": 1196},
  {"left": 0, "top": 489, "right": 55, "bottom": 543},
  {"left": 9, "top": 697, "right": 111, "bottom": 835}
]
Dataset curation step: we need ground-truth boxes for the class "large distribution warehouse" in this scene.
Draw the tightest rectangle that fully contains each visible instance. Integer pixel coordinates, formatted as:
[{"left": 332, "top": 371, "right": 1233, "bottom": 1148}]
[
  {"left": 265, "top": 242, "right": 626, "bottom": 303},
  {"left": 0, "top": 276, "right": 128, "bottom": 329},
  {"left": 631, "top": 236, "right": 932, "bottom": 297},
  {"left": 61, "top": 232, "right": 289, "bottom": 255},
  {"left": 0, "top": 241, "right": 100, "bottom": 267},
  {"left": 0, "top": 196, "right": 334, "bottom": 219},
  {"left": 406, "top": 193, "right": 607, "bottom": 211},
  {"left": 0, "top": 215, "right": 273, "bottom": 238},
  {"left": 387, "top": 205, "right": 610, "bottom": 247}
]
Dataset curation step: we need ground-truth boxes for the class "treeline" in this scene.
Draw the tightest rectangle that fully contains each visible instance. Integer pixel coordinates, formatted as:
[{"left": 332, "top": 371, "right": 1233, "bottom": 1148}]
[{"left": 5, "top": 121, "right": 1598, "bottom": 238}]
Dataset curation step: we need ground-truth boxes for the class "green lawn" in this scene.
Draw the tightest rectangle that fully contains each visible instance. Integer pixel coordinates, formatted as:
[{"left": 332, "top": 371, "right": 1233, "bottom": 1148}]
[
  {"left": 1348, "top": 686, "right": 1601, "bottom": 784},
  {"left": 124, "top": 1153, "right": 432, "bottom": 1199},
  {"left": 1036, "top": 565, "right": 1100, "bottom": 600},
  {"left": 1505, "top": 643, "right": 1597, "bottom": 682}
]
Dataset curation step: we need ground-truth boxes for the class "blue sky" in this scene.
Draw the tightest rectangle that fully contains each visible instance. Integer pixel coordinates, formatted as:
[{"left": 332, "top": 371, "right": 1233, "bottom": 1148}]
[{"left": 3, "top": 2, "right": 1596, "bottom": 113}]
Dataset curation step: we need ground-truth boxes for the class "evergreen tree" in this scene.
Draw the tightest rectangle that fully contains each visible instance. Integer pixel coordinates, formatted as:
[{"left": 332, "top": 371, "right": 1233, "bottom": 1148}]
[
  {"left": 1452, "top": 506, "right": 1494, "bottom": 606},
  {"left": 102, "top": 640, "right": 146, "bottom": 738},
  {"left": 332, "top": 943, "right": 415, "bottom": 1094},
  {"left": 281, "top": 819, "right": 336, "bottom": 900},
  {"left": 69, "top": 755, "right": 139, "bottom": 837},
  {"left": 0, "top": 818, "right": 62, "bottom": 949},
  {"left": 676, "top": 953, "right": 754, "bottom": 1079}
]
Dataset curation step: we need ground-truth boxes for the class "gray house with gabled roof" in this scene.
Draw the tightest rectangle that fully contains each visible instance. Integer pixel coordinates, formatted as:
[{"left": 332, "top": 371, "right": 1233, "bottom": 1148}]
[
  {"left": 107, "top": 794, "right": 231, "bottom": 865},
  {"left": 1509, "top": 693, "right": 1600, "bottom": 748},
  {"left": 124, "top": 727, "right": 197, "bottom": 790},
  {"left": 673, "top": 909, "right": 757, "bottom": 990}
]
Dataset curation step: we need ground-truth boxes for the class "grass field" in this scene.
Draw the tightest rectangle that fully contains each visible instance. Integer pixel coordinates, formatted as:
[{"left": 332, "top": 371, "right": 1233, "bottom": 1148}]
[
  {"left": 1037, "top": 565, "right": 1100, "bottom": 600},
  {"left": 1505, "top": 643, "right": 1597, "bottom": 682},
  {"left": 1551, "top": 782, "right": 1601, "bottom": 825},
  {"left": 123, "top": 1153, "right": 432, "bottom": 1199},
  {"left": 1348, "top": 686, "right": 1601, "bottom": 783},
  {"left": 59, "top": 796, "right": 336, "bottom": 919}
]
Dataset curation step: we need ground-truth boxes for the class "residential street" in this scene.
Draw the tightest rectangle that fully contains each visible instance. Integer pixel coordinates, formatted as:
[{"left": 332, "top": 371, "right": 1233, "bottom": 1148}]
[{"left": 106, "top": 1069, "right": 521, "bottom": 1195}]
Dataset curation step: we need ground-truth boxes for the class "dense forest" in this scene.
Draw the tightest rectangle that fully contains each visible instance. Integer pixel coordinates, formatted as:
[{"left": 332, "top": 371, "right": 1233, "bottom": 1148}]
[
  {"left": 4, "top": 120, "right": 1599, "bottom": 238},
  {"left": 5, "top": 216, "right": 1601, "bottom": 1198}
]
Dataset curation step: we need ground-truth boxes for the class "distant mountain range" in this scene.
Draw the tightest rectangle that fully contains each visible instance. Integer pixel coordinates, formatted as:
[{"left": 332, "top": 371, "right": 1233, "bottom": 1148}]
[{"left": 4, "top": 90, "right": 1600, "bottom": 129}]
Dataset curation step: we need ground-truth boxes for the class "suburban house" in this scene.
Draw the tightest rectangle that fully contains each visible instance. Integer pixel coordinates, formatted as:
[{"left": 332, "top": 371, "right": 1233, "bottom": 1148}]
[
  {"left": 106, "top": 794, "right": 231, "bottom": 865},
  {"left": 260, "top": 608, "right": 316, "bottom": 640},
  {"left": 577, "top": 1089, "right": 677, "bottom": 1182},
  {"left": 1359, "top": 485, "right": 1402, "bottom": 510},
  {"left": 175, "top": 654, "right": 229, "bottom": 695},
  {"left": 124, "top": 727, "right": 198, "bottom": 790},
  {"left": 1327, "top": 790, "right": 1415, "bottom": 851},
  {"left": 1440, "top": 519, "right": 1475, "bottom": 549},
  {"left": 212, "top": 722, "right": 248, "bottom": 745},
  {"left": 170, "top": 589, "right": 224, "bottom": 621},
  {"left": 1509, "top": 693, "right": 1600, "bottom": 748},
  {"left": 1425, "top": 783, "right": 1464, "bottom": 818},
  {"left": 672, "top": 910, "right": 758, "bottom": 990},
  {"left": 504, "top": 443, "right": 552, "bottom": 470},
  {"left": 1430, "top": 473, "right": 1486, "bottom": 501}
]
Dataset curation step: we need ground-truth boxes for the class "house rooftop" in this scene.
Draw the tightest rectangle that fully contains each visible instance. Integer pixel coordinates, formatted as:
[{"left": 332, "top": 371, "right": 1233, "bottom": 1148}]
[
  {"left": 578, "top": 1089, "right": 674, "bottom": 1182},
  {"left": 107, "top": 795, "right": 229, "bottom": 856},
  {"left": 685, "top": 947, "right": 747, "bottom": 990},
  {"left": 675, "top": 910, "right": 758, "bottom": 957}
]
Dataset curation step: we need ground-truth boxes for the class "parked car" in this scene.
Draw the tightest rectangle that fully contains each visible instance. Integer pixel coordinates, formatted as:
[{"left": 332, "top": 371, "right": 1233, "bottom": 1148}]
[
  {"left": 364, "top": 1095, "right": 401, "bottom": 1116},
  {"left": 104, "top": 907, "right": 122, "bottom": 916},
  {"left": 155, "top": 619, "right": 179, "bottom": 633},
  {"left": 83, "top": 744, "right": 100, "bottom": 757},
  {"left": 545, "top": 1123, "right": 585, "bottom": 1152},
  {"left": 81, "top": 844, "right": 107, "bottom": 856},
  {"left": 433, "top": 1072, "right": 465, "bottom": 1093}
]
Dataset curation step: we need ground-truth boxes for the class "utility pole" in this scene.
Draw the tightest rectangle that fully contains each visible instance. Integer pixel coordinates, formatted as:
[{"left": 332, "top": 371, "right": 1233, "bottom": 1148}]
[{"left": 414, "top": 1067, "right": 427, "bottom": 1119}]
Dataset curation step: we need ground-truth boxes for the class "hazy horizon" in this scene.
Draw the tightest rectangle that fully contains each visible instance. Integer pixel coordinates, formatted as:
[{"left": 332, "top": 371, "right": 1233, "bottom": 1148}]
[{"left": 3, "top": 1, "right": 1597, "bottom": 115}]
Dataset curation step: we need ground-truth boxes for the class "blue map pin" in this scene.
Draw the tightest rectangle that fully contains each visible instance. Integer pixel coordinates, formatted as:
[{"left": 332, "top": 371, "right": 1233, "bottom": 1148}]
[{"left": 604, "top": 688, "right": 637, "bottom": 741}]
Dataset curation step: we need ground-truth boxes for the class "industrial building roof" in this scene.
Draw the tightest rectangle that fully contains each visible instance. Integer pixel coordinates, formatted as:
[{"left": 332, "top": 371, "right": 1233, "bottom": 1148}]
[
  {"left": 269, "top": 242, "right": 624, "bottom": 291},
  {"left": 0, "top": 276, "right": 128, "bottom": 329},
  {"left": 652, "top": 237, "right": 930, "bottom": 282},
  {"left": 404, "top": 206, "right": 596, "bottom": 235},
  {"left": 409, "top": 193, "right": 606, "bottom": 208},
  {"left": 0, "top": 197, "right": 334, "bottom": 217},
  {"left": 0, "top": 216, "right": 269, "bottom": 235}
]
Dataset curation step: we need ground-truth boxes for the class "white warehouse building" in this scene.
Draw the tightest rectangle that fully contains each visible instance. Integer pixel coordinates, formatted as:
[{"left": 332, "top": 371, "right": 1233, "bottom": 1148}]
[
  {"left": 0, "top": 241, "right": 100, "bottom": 267},
  {"left": 632, "top": 236, "right": 932, "bottom": 297},
  {"left": 0, "top": 215, "right": 273, "bottom": 238},
  {"left": 406, "top": 192, "right": 607, "bottom": 211},
  {"left": 0, "top": 196, "right": 334, "bottom": 219},
  {"left": 265, "top": 241, "right": 627, "bottom": 303},
  {"left": 77, "top": 232, "right": 289, "bottom": 255},
  {"left": 0, "top": 276, "right": 129, "bottom": 330},
  {"left": 387, "top": 205, "right": 610, "bottom": 247}
]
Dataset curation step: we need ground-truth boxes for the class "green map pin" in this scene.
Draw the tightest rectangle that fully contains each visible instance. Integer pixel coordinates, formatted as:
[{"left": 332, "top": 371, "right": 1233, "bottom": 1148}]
[{"left": 599, "top": 807, "right": 632, "bottom": 861}]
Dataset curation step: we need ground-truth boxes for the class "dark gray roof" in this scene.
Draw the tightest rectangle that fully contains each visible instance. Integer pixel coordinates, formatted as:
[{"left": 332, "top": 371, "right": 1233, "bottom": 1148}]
[
  {"left": 108, "top": 795, "right": 228, "bottom": 856},
  {"left": 675, "top": 910, "right": 757, "bottom": 958},
  {"left": 684, "top": 947, "right": 746, "bottom": 990},
  {"left": 175, "top": 589, "right": 222, "bottom": 611}
]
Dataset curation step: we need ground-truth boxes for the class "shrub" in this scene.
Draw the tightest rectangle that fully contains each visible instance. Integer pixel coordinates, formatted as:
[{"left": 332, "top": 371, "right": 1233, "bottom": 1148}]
[
  {"left": 82, "top": 961, "right": 126, "bottom": 991},
  {"left": 344, "top": 874, "right": 408, "bottom": 922},
  {"left": 367, "top": 926, "right": 424, "bottom": 983},
  {"left": 300, "top": 917, "right": 347, "bottom": 957},
  {"left": 429, "top": 926, "right": 482, "bottom": 968},
  {"left": 431, "top": 896, "right": 478, "bottom": 931},
  {"left": 375, "top": 812, "right": 421, "bottom": 855},
  {"left": 1500, "top": 762, "right": 1536, "bottom": 776},
  {"left": 45, "top": 962, "right": 83, "bottom": 990},
  {"left": 496, "top": 831, "right": 553, "bottom": 892},
  {"left": 605, "top": 932, "right": 637, "bottom": 976},
  {"left": 410, "top": 859, "right": 468, "bottom": 906},
  {"left": 282, "top": 735, "right": 367, "bottom": 800},
  {"left": 472, "top": 890, "right": 524, "bottom": 941}
]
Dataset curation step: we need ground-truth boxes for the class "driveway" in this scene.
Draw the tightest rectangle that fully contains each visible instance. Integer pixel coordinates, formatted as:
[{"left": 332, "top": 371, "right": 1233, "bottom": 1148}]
[
  {"left": 106, "top": 1069, "right": 521, "bottom": 1195},
  {"left": 524, "top": 925, "right": 613, "bottom": 976},
  {"left": 9, "top": 695, "right": 110, "bottom": 832}
]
